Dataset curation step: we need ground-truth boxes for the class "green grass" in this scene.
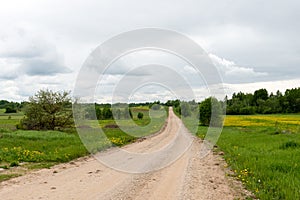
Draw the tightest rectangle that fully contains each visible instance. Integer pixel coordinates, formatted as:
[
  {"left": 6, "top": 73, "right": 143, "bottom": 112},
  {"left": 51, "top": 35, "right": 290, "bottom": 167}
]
[
  {"left": 189, "top": 114, "right": 300, "bottom": 200},
  {"left": 0, "top": 130, "right": 88, "bottom": 164},
  {"left": 0, "top": 106, "right": 167, "bottom": 182},
  {"left": 0, "top": 111, "right": 24, "bottom": 132},
  {"left": 77, "top": 107, "right": 167, "bottom": 152},
  {"left": 218, "top": 126, "right": 300, "bottom": 200},
  {"left": 0, "top": 174, "right": 21, "bottom": 181},
  {"left": 0, "top": 130, "right": 88, "bottom": 182}
]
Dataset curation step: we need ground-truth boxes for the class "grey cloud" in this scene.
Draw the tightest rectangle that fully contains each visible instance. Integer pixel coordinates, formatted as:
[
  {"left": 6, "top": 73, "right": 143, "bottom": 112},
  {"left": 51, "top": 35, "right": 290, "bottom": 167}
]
[
  {"left": 0, "top": 27, "right": 71, "bottom": 77},
  {"left": 0, "top": 74, "right": 18, "bottom": 80},
  {"left": 22, "top": 58, "right": 71, "bottom": 76},
  {"left": 3, "top": 0, "right": 299, "bottom": 80}
]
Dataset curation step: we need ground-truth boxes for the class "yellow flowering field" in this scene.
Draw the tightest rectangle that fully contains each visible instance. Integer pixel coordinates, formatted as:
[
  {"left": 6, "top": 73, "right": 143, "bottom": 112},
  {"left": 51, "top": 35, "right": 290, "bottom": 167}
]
[{"left": 224, "top": 115, "right": 300, "bottom": 127}]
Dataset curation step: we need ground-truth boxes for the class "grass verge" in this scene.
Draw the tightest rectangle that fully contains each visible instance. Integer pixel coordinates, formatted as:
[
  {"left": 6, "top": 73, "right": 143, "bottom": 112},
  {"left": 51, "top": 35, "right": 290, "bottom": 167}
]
[{"left": 190, "top": 114, "right": 300, "bottom": 200}]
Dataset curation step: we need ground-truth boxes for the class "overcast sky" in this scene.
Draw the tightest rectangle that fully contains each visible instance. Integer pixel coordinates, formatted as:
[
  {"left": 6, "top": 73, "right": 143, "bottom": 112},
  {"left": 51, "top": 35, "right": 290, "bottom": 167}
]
[{"left": 0, "top": 0, "right": 299, "bottom": 102}]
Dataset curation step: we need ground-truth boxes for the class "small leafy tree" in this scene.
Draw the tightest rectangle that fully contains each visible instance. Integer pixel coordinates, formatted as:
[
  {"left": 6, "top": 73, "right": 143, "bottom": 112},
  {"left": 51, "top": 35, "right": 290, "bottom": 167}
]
[
  {"left": 20, "top": 89, "right": 74, "bottom": 130},
  {"left": 199, "top": 97, "right": 223, "bottom": 127},
  {"left": 102, "top": 107, "right": 113, "bottom": 119},
  {"left": 180, "top": 102, "right": 192, "bottom": 117},
  {"left": 151, "top": 104, "right": 161, "bottom": 110},
  {"left": 137, "top": 112, "right": 144, "bottom": 120}
]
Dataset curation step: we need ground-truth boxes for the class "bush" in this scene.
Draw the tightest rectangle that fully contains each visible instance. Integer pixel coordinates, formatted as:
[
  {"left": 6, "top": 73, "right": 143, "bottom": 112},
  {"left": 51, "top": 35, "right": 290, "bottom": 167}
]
[
  {"left": 199, "top": 97, "right": 223, "bottom": 127},
  {"left": 137, "top": 112, "right": 144, "bottom": 120},
  {"left": 5, "top": 107, "right": 17, "bottom": 113},
  {"left": 19, "top": 89, "right": 74, "bottom": 130}
]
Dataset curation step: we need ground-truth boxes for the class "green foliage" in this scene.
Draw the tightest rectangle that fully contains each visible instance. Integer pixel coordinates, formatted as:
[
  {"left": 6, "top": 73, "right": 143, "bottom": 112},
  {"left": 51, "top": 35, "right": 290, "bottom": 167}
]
[
  {"left": 226, "top": 87, "right": 300, "bottom": 114},
  {"left": 84, "top": 104, "right": 133, "bottom": 120},
  {"left": 0, "top": 100, "right": 23, "bottom": 111},
  {"left": 253, "top": 88, "right": 269, "bottom": 103},
  {"left": 285, "top": 88, "right": 300, "bottom": 113},
  {"left": 137, "top": 112, "right": 144, "bottom": 119},
  {"left": 217, "top": 126, "right": 300, "bottom": 200},
  {"left": 5, "top": 107, "right": 17, "bottom": 113},
  {"left": 113, "top": 108, "right": 122, "bottom": 120},
  {"left": 165, "top": 99, "right": 180, "bottom": 108},
  {"left": 0, "top": 105, "right": 166, "bottom": 183},
  {"left": 102, "top": 107, "right": 113, "bottom": 119},
  {"left": 20, "top": 90, "right": 74, "bottom": 130},
  {"left": 151, "top": 104, "right": 161, "bottom": 110},
  {"left": 199, "top": 97, "right": 223, "bottom": 127},
  {"left": 180, "top": 102, "right": 192, "bottom": 117},
  {"left": 9, "top": 161, "right": 19, "bottom": 167}
]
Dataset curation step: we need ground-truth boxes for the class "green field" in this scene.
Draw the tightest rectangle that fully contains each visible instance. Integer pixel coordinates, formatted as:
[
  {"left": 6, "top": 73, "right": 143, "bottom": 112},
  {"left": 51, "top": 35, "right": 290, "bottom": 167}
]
[
  {"left": 0, "top": 106, "right": 167, "bottom": 181},
  {"left": 2, "top": 106, "right": 299, "bottom": 199},
  {"left": 194, "top": 114, "right": 300, "bottom": 200},
  {"left": 0, "top": 109, "right": 24, "bottom": 132}
]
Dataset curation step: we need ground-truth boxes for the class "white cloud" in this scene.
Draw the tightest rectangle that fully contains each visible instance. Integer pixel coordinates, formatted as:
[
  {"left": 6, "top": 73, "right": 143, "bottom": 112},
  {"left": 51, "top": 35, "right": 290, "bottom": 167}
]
[
  {"left": 0, "top": 25, "right": 71, "bottom": 77},
  {"left": 0, "top": 58, "right": 20, "bottom": 80},
  {"left": 209, "top": 53, "right": 268, "bottom": 83},
  {"left": 224, "top": 79, "right": 300, "bottom": 98}
]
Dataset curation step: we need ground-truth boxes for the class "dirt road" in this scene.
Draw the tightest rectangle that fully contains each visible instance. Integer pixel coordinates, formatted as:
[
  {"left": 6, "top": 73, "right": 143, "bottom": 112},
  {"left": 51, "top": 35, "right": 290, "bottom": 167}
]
[{"left": 0, "top": 108, "right": 247, "bottom": 200}]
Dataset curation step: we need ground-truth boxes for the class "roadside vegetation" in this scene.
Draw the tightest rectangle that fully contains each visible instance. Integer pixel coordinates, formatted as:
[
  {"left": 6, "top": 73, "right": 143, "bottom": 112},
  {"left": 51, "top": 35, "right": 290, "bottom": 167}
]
[
  {"left": 177, "top": 114, "right": 300, "bottom": 199},
  {"left": 180, "top": 113, "right": 300, "bottom": 199},
  {"left": 166, "top": 87, "right": 300, "bottom": 199},
  {"left": 217, "top": 115, "right": 300, "bottom": 200},
  {"left": 0, "top": 91, "right": 167, "bottom": 181}
]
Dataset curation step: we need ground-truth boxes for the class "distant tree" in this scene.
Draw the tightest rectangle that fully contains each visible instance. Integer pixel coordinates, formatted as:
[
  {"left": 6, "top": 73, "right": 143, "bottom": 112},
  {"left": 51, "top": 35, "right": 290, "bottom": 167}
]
[
  {"left": 265, "top": 96, "right": 282, "bottom": 113},
  {"left": 20, "top": 89, "right": 73, "bottom": 130},
  {"left": 5, "top": 107, "right": 17, "bottom": 113},
  {"left": 224, "top": 87, "right": 300, "bottom": 115},
  {"left": 180, "top": 102, "right": 192, "bottom": 117},
  {"left": 199, "top": 97, "right": 223, "bottom": 127},
  {"left": 102, "top": 107, "right": 113, "bottom": 119},
  {"left": 0, "top": 100, "right": 9, "bottom": 109},
  {"left": 96, "top": 107, "right": 102, "bottom": 120},
  {"left": 253, "top": 88, "right": 268, "bottom": 105},
  {"left": 285, "top": 88, "right": 300, "bottom": 113},
  {"left": 84, "top": 104, "right": 96, "bottom": 119},
  {"left": 113, "top": 108, "right": 122, "bottom": 120},
  {"left": 151, "top": 104, "right": 161, "bottom": 110},
  {"left": 165, "top": 99, "right": 180, "bottom": 108},
  {"left": 137, "top": 112, "right": 144, "bottom": 120}
]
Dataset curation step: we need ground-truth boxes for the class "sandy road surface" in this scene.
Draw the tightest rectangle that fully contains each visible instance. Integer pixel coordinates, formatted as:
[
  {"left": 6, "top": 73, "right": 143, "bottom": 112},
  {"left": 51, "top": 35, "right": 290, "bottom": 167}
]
[{"left": 0, "top": 108, "right": 247, "bottom": 200}]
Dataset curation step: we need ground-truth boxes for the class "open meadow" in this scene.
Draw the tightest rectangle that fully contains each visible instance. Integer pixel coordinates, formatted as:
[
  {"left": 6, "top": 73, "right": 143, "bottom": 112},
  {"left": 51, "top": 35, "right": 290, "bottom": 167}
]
[
  {"left": 1, "top": 105, "right": 300, "bottom": 199},
  {"left": 0, "top": 106, "right": 167, "bottom": 181},
  {"left": 180, "top": 113, "right": 300, "bottom": 199},
  {"left": 215, "top": 114, "right": 300, "bottom": 199}
]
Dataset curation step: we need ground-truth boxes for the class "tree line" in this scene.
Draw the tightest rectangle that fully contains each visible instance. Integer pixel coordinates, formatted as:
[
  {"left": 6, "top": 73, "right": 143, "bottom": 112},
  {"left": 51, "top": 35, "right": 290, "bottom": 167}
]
[
  {"left": 84, "top": 104, "right": 133, "bottom": 120},
  {"left": 226, "top": 87, "right": 300, "bottom": 115},
  {"left": 0, "top": 100, "right": 26, "bottom": 113},
  {"left": 2, "top": 87, "right": 300, "bottom": 130}
]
